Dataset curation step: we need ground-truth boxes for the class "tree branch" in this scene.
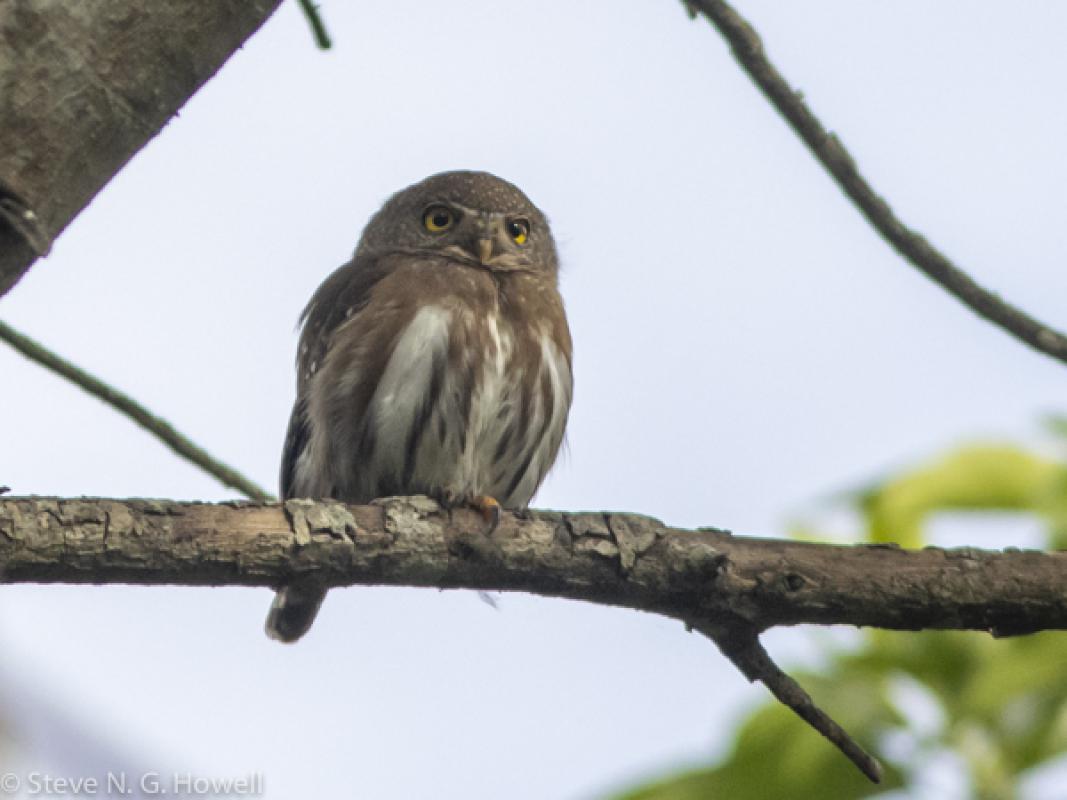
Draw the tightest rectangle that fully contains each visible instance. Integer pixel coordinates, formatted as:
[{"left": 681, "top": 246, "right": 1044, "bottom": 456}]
[
  {"left": 687, "top": 0, "right": 1067, "bottom": 366},
  {"left": 0, "top": 0, "right": 284, "bottom": 298},
  {"left": 694, "top": 620, "right": 883, "bottom": 782},
  {"left": 4, "top": 496, "right": 1067, "bottom": 781},
  {"left": 296, "top": 0, "right": 332, "bottom": 49},
  {"left": 0, "top": 320, "right": 273, "bottom": 502}
]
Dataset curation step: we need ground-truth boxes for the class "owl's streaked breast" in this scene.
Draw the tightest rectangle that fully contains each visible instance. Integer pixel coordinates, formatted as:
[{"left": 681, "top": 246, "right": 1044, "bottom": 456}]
[{"left": 294, "top": 296, "right": 571, "bottom": 509}]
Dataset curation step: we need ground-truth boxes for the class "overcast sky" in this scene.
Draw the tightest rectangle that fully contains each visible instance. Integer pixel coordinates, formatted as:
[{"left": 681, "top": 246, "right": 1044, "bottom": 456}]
[{"left": 2, "top": 2, "right": 1067, "bottom": 798}]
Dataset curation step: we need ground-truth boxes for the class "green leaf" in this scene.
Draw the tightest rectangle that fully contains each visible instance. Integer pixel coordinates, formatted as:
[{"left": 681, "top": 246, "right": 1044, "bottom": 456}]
[{"left": 863, "top": 445, "right": 1059, "bottom": 547}]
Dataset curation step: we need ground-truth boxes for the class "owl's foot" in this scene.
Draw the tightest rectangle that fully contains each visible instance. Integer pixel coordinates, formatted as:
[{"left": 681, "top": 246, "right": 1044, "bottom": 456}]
[
  {"left": 431, "top": 490, "right": 502, "bottom": 535},
  {"left": 470, "top": 494, "right": 502, "bottom": 536}
]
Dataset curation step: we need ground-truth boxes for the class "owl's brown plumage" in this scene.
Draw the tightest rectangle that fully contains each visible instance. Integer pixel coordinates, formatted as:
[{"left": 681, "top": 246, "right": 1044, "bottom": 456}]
[{"left": 267, "top": 171, "right": 573, "bottom": 642}]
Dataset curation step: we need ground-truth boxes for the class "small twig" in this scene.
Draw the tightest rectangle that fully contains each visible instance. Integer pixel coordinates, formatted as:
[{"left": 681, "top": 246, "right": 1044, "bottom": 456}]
[
  {"left": 296, "top": 0, "right": 332, "bottom": 50},
  {"left": 688, "top": 0, "right": 1067, "bottom": 367},
  {"left": 0, "top": 320, "right": 273, "bottom": 502},
  {"left": 694, "top": 620, "right": 883, "bottom": 783}
]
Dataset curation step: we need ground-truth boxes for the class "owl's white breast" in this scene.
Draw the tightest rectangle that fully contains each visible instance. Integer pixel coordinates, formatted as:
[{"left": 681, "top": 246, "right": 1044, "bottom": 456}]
[
  {"left": 351, "top": 302, "right": 570, "bottom": 508},
  {"left": 465, "top": 310, "right": 514, "bottom": 473},
  {"left": 370, "top": 304, "right": 452, "bottom": 457}
]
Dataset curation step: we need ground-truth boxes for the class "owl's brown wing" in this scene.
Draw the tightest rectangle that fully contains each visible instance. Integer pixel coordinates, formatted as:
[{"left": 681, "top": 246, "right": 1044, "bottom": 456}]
[
  {"left": 271, "top": 251, "right": 392, "bottom": 640},
  {"left": 279, "top": 396, "right": 309, "bottom": 500},
  {"left": 279, "top": 252, "right": 394, "bottom": 499}
]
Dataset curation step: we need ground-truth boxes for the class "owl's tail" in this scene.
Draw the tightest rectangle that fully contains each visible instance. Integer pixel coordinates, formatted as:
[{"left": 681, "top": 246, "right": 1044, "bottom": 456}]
[{"left": 265, "top": 581, "right": 327, "bottom": 643}]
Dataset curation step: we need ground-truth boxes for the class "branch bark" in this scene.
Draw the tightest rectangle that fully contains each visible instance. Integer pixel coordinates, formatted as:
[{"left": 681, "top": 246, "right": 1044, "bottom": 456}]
[
  {"left": 0, "top": 0, "right": 283, "bottom": 298},
  {"left": 5, "top": 496, "right": 1064, "bottom": 632},
  {"left": 5, "top": 495, "right": 1067, "bottom": 780},
  {"left": 4, "top": 495, "right": 1063, "bottom": 633}
]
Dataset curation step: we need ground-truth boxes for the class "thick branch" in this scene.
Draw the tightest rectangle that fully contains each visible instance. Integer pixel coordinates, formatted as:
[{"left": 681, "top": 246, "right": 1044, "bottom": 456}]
[
  {"left": 2, "top": 496, "right": 1064, "bottom": 633},
  {"left": 4, "top": 495, "right": 1066, "bottom": 781},
  {"left": 0, "top": 0, "right": 284, "bottom": 297},
  {"left": 689, "top": 0, "right": 1067, "bottom": 366}
]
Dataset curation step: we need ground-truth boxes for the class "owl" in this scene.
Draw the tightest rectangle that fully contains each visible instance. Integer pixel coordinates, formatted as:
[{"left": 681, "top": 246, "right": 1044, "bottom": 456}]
[{"left": 266, "top": 170, "right": 573, "bottom": 642}]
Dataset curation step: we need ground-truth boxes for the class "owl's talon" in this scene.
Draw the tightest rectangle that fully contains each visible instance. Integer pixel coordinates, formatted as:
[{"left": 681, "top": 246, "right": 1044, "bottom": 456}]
[{"left": 472, "top": 494, "right": 502, "bottom": 536}]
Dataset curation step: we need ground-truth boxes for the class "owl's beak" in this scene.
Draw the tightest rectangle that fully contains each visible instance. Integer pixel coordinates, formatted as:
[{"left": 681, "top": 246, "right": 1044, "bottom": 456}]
[{"left": 477, "top": 238, "right": 494, "bottom": 265}]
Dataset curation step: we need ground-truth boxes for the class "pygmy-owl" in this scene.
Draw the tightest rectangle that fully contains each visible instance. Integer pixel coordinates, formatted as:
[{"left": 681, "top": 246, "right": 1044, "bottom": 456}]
[{"left": 266, "top": 170, "right": 573, "bottom": 642}]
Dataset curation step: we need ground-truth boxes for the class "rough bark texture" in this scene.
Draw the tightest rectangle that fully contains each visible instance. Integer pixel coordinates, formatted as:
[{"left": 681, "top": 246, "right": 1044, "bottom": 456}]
[
  {"left": 0, "top": 0, "right": 283, "bottom": 297},
  {"left": 2, "top": 495, "right": 1065, "bottom": 636}
]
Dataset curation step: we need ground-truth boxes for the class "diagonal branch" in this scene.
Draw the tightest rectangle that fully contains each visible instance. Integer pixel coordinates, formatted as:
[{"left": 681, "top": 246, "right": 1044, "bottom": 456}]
[
  {"left": 693, "top": 619, "right": 882, "bottom": 782},
  {"left": 0, "top": 320, "right": 272, "bottom": 501},
  {"left": 687, "top": 0, "right": 1067, "bottom": 366},
  {"left": 296, "top": 0, "right": 332, "bottom": 49},
  {"left": 4, "top": 496, "right": 1067, "bottom": 780}
]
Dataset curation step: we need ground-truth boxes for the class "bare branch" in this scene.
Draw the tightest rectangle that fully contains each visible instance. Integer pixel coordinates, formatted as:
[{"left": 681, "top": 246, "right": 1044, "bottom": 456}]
[
  {"left": 3, "top": 497, "right": 1064, "bottom": 630},
  {"left": 694, "top": 620, "right": 883, "bottom": 782},
  {"left": 687, "top": 0, "right": 1067, "bottom": 366},
  {"left": 0, "top": 321, "right": 273, "bottom": 501},
  {"left": 296, "top": 0, "right": 332, "bottom": 49},
  {"left": 4, "top": 496, "right": 1067, "bottom": 780}
]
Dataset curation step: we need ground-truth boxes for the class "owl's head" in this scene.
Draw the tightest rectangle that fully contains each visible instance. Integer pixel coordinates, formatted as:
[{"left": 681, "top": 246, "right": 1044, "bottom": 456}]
[{"left": 355, "top": 170, "right": 558, "bottom": 275}]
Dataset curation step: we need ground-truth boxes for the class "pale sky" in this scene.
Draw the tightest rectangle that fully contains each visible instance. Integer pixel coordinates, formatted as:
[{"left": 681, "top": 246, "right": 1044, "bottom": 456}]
[{"left": 2, "top": 2, "right": 1067, "bottom": 799}]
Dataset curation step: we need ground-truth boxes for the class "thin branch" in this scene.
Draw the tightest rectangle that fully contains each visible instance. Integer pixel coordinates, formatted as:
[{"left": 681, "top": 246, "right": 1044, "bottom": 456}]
[
  {"left": 296, "top": 0, "right": 332, "bottom": 49},
  {"left": 0, "top": 320, "right": 273, "bottom": 502},
  {"left": 687, "top": 0, "right": 1067, "bottom": 367},
  {"left": 5, "top": 496, "right": 1067, "bottom": 780},
  {"left": 694, "top": 620, "right": 882, "bottom": 782}
]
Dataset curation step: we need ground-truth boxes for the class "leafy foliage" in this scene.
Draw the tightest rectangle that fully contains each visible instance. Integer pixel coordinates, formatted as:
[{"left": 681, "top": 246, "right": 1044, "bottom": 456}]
[{"left": 609, "top": 437, "right": 1067, "bottom": 800}]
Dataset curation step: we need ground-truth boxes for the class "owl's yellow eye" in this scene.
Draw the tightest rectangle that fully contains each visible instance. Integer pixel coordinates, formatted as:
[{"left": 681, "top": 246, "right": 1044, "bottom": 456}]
[
  {"left": 423, "top": 206, "right": 454, "bottom": 233},
  {"left": 507, "top": 218, "right": 530, "bottom": 245}
]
